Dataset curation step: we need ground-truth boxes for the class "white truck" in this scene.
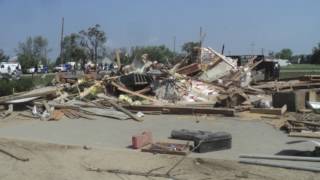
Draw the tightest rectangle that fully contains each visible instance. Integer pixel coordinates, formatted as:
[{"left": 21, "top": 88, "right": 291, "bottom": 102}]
[{"left": 0, "top": 62, "right": 22, "bottom": 79}]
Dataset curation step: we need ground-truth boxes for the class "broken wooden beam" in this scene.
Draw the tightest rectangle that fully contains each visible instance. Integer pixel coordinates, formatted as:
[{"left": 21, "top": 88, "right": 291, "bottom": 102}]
[
  {"left": 0, "top": 104, "right": 13, "bottom": 118},
  {"left": 98, "top": 94, "right": 143, "bottom": 122},
  {"left": 122, "top": 105, "right": 235, "bottom": 116},
  {"left": 250, "top": 105, "right": 287, "bottom": 115},
  {"left": 111, "top": 81, "right": 161, "bottom": 103},
  {"left": 289, "top": 132, "right": 320, "bottom": 139},
  {"left": 287, "top": 119, "right": 320, "bottom": 127},
  {"left": 176, "top": 63, "right": 201, "bottom": 75},
  {"left": 0, "top": 87, "right": 57, "bottom": 104}
]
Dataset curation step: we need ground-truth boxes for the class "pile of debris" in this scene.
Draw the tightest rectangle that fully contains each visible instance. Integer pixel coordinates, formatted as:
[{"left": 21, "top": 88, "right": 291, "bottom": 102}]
[{"left": 1, "top": 47, "right": 320, "bottom": 137}]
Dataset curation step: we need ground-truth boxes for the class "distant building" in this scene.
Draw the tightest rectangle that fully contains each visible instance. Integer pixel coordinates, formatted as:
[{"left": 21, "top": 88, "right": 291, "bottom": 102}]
[
  {"left": 273, "top": 59, "right": 291, "bottom": 67},
  {"left": 7, "top": 56, "right": 18, "bottom": 63},
  {"left": 100, "top": 57, "right": 113, "bottom": 65}
]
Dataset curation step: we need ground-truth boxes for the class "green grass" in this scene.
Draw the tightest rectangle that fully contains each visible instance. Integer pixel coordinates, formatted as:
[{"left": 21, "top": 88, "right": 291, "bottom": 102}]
[
  {"left": 280, "top": 64, "right": 320, "bottom": 79},
  {"left": 0, "top": 74, "right": 55, "bottom": 96}
]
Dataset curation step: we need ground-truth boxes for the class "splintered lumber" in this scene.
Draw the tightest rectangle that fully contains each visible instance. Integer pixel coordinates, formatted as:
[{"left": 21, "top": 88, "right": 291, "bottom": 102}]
[
  {"left": 142, "top": 142, "right": 190, "bottom": 155},
  {"left": 111, "top": 81, "right": 160, "bottom": 103},
  {"left": 134, "top": 86, "right": 151, "bottom": 94},
  {"left": 122, "top": 105, "right": 235, "bottom": 116},
  {"left": 80, "top": 81, "right": 102, "bottom": 99},
  {"left": 116, "top": 49, "right": 121, "bottom": 68},
  {"left": 52, "top": 104, "right": 80, "bottom": 110},
  {"left": 176, "top": 63, "right": 201, "bottom": 75},
  {"left": 98, "top": 94, "right": 143, "bottom": 122},
  {"left": 300, "top": 75, "right": 320, "bottom": 82},
  {"left": 0, "top": 104, "right": 13, "bottom": 118},
  {"left": 287, "top": 119, "right": 320, "bottom": 127},
  {"left": 253, "top": 81, "right": 320, "bottom": 91},
  {"left": 289, "top": 132, "right": 320, "bottom": 139},
  {"left": 0, "top": 87, "right": 57, "bottom": 104},
  {"left": 42, "top": 100, "right": 52, "bottom": 113},
  {"left": 250, "top": 105, "right": 287, "bottom": 115}
]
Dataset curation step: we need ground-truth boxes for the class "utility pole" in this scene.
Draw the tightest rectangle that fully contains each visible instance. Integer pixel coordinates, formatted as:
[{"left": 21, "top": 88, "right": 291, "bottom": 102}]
[
  {"left": 199, "top": 27, "right": 204, "bottom": 63},
  {"left": 221, "top": 44, "right": 225, "bottom": 55},
  {"left": 250, "top": 42, "right": 255, "bottom": 55},
  {"left": 173, "top": 36, "right": 176, "bottom": 60},
  {"left": 199, "top": 27, "right": 202, "bottom": 48},
  {"left": 60, "top": 17, "right": 64, "bottom": 65}
]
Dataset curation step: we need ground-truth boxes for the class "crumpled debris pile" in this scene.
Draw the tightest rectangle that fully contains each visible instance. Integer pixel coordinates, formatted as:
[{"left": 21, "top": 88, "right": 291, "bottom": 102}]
[{"left": 2, "top": 47, "right": 320, "bottom": 123}]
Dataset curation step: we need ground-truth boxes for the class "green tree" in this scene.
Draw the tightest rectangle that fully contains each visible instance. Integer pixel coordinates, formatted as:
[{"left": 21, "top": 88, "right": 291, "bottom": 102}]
[
  {"left": 33, "top": 36, "right": 50, "bottom": 65},
  {"left": 16, "top": 36, "right": 50, "bottom": 72},
  {"left": 59, "top": 33, "right": 87, "bottom": 68},
  {"left": 130, "top": 45, "right": 174, "bottom": 64},
  {"left": 275, "top": 48, "right": 293, "bottom": 60},
  {"left": 311, "top": 43, "right": 320, "bottom": 64},
  {"left": 79, "top": 24, "right": 107, "bottom": 63},
  {"left": 182, "top": 41, "right": 200, "bottom": 54},
  {"left": 181, "top": 41, "right": 201, "bottom": 63},
  {"left": 0, "top": 49, "right": 9, "bottom": 61}
]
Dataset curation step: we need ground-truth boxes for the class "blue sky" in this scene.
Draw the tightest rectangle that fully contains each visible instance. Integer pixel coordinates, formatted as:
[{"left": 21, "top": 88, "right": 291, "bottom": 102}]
[{"left": 0, "top": 0, "right": 319, "bottom": 59}]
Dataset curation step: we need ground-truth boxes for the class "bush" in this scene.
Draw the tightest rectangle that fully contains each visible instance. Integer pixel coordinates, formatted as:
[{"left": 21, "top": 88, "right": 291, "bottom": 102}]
[{"left": 0, "top": 78, "right": 34, "bottom": 96}]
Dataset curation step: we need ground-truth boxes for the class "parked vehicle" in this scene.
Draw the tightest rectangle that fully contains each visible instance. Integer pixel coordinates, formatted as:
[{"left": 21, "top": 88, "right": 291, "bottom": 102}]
[
  {"left": 26, "top": 65, "right": 49, "bottom": 74},
  {"left": 0, "top": 62, "right": 21, "bottom": 75},
  {"left": 0, "top": 62, "right": 21, "bottom": 78},
  {"left": 54, "top": 64, "right": 66, "bottom": 72},
  {"left": 53, "top": 64, "right": 72, "bottom": 72}
]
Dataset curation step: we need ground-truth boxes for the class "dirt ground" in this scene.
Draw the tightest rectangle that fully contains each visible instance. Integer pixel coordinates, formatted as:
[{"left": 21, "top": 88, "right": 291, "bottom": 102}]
[
  {"left": 0, "top": 137, "right": 318, "bottom": 180},
  {"left": 0, "top": 111, "right": 319, "bottom": 179}
]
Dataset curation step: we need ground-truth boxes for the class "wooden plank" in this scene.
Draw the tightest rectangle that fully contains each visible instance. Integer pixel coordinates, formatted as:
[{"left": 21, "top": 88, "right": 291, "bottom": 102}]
[
  {"left": 141, "top": 142, "right": 190, "bottom": 155},
  {"left": 122, "top": 105, "right": 235, "bottom": 116},
  {"left": 250, "top": 105, "right": 287, "bottom": 115},
  {"left": 111, "top": 81, "right": 160, "bottom": 103},
  {"left": 287, "top": 119, "right": 320, "bottom": 127},
  {"left": 289, "top": 132, "right": 320, "bottom": 139},
  {"left": 0, "top": 88, "right": 57, "bottom": 104},
  {"left": 116, "top": 50, "right": 121, "bottom": 68},
  {"left": 176, "top": 63, "right": 201, "bottom": 75},
  {"left": 134, "top": 86, "right": 151, "bottom": 94},
  {"left": 98, "top": 94, "right": 143, "bottom": 122},
  {"left": 253, "top": 82, "right": 320, "bottom": 91}
]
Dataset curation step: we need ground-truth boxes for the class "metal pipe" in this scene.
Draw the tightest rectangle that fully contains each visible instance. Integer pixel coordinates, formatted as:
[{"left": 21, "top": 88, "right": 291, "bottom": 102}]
[
  {"left": 240, "top": 154, "right": 320, "bottom": 162},
  {"left": 239, "top": 160, "right": 320, "bottom": 172}
]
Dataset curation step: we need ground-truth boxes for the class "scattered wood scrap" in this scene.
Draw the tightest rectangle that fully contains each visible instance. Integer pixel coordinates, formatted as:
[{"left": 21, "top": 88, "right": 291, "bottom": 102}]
[
  {"left": 141, "top": 142, "right": 190, "bottom": 155},
  {"left": 110, "top": 81, "right": 160, "bottom": 103},
  {"left": 0, "top": 86, "right": 57, "bottom": 104},
  {"left": 0, "top": 104, "right": 13, "bottom": 118},
  {"left": 250, "top": 105, "right": 287, "bottom": 116},
  {"left": 98, "top": 94, "right": 143, "bottom": 122},
  {"left": 289, "top": 132, "right": 320, "bottom": 139},
  {"left": 122, "top": 105, "right": 235, "bottom": 116}
]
